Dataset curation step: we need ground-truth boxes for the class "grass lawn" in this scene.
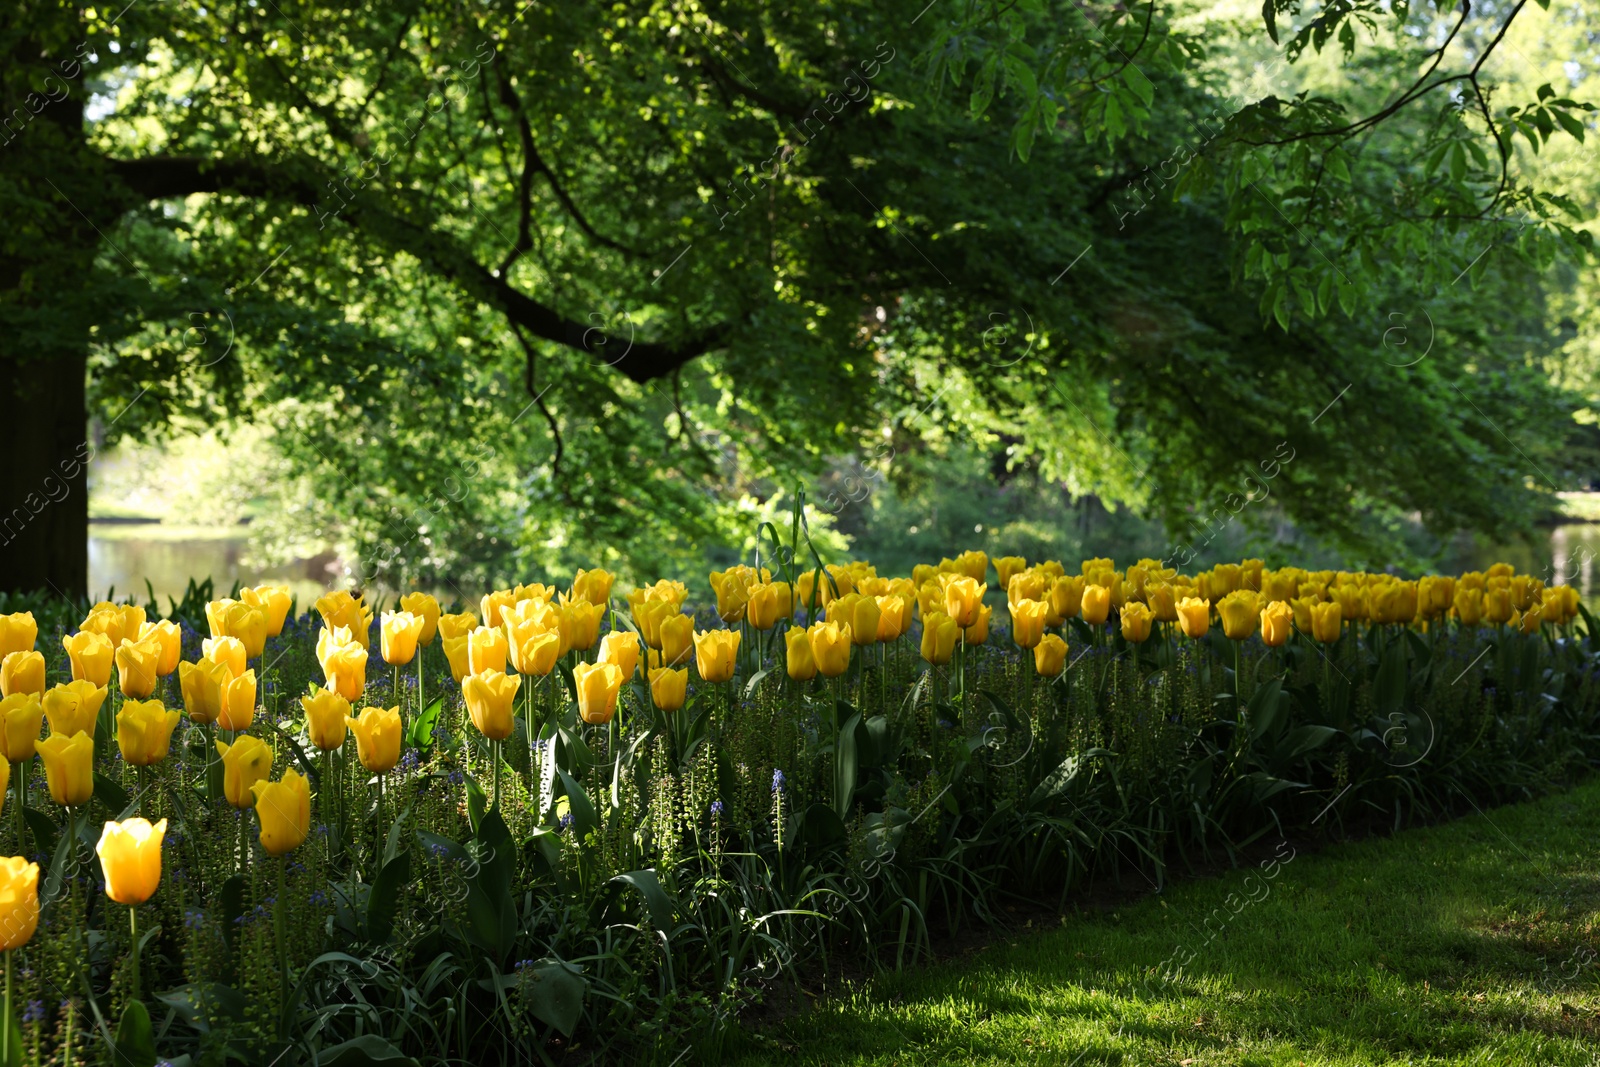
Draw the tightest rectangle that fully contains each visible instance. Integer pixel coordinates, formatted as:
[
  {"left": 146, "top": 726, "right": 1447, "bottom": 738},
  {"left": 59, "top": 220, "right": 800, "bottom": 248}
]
[{"left": 723, "top": 782, "right": 1600, "bottom": 1066}]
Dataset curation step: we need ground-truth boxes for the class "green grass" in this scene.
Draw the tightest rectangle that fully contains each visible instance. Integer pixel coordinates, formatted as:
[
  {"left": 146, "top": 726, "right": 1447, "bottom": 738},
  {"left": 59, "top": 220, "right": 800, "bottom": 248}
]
[{"left": 725, "top": 782, "right": 1600, "bottom": 1066}]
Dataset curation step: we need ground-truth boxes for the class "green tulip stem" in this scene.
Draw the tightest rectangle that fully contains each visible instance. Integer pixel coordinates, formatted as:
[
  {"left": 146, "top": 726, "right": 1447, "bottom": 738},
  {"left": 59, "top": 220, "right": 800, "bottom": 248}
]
[
  {"left": 374, "top": 773, "right": 384, "bottom": 877},
  {"left": 275, "top": 857, "right": 288, "bottom": 1029},
  {"left": 237, "top": 807, "right": 247, "bottom": 874},
  {"left": 393, "top": 663, "right": 403, "bottom": 736},
  {"left": 416, "top": 648, "right": 425, "bottom": 729},
  {"left": 2, "top": 948, "right": 10, "bottom": 1064},
  {"left": 11, "top": 760, "right": 22, "bottom": 851},
  {"left": 128, "top": 905, "right": 139, "bottom": 1000},
  {"left": 492, "top": 739, "right": 502, "bottom": 812}
]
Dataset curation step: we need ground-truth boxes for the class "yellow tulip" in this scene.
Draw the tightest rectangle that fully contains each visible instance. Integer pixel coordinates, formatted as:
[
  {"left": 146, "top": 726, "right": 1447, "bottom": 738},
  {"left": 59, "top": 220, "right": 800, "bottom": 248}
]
[
  {"left": 1081, "top": 584, "right": 1111, "bottom": 627},
  {"left": 442, "top": 635, "right": 471, "bottom": 683},
  {"left": 37, "top": 731, "right": 94, "bottom": 807},
  {"left": 507, "top": 618, "right": 561, "bottom": 677},
  {"left": 399, "top": 592, "right": 441, "bottom": 645},
  {"left": 251, "top": 769, "right": 311, "bottom": 856},
  {"left": 1120, "top": 602, "right": 1154, "bottom": 643},
  {"left": 137, "top": 620, "right": 182, "bottom": 677},
  {"left": 915, "top": 579, "right": 944, "bottom": 620},
  {"left": 437, "top": 611, "right": 478, "bottom": 642},
  {"left": 217, "top": 669, "right": 257, "bottom": 732},
  {"left": 116, "top": 637, "right": 161, "bottom": 699},
  {"left": 1034, "top": 633, "right": 1069, "bottom": 677},
  {"left": 317, "top": 627, "right": 368, "bottom": 701},
  {"left": 41, "top": 680, "right": 107, "bottom": 739},
  {"left": 345, "top": 706, "right": 403, "bottom": 773},
  {"left": 808, "top": 621, "right": 852, "bottom": 677},
  {"left": 963, "top": 603, "right": 992, "bottom": 645},
  {"left": 1175, "top": 597, "right": 1211, "bottom": 639},
  {"left": 573, "top": 662, "right": 624, "bottom": 725},
  {"left": 0, "top": 857, "right": 39, "bottom": 950},
  {"left": 57, "top": 631, "right": 108, "bottom": 689},
  {"left": 1310, "top": 601, "right": 1343, "bottom": 643},
  {"left": 463, "top": 670, "right": 521, "bottom": 741},
  {"left": 829, "top": 595, "right": 880, "bottom": 647},
  {"left": 572, "top": 568, "right": 616, "bottom": 607},
  {"left": 1515, "top": 606, "right": 1542, "bottom": 635},
  {"left": 0, "top": 651, "right": 45, "bottom": 699},
  {"left": 0, "top": 613, "right": 37, "bottom": 661},
  {"left": 300, "top": 689, "right": 351, "bottom": 752},
  {"left": 1146, "top": 582, "right": 1178, "bottom": 623},
  {"left": 747, "top": 582, "right": 792, "bottom": 630},
  {"left": 649, "top": 667, "right": 688, "bottom": 712},
  {"left": 205, "top": 599, "right": 268, "bottom": 659},
  {"left": 633, "top": 599, "right": 674, "bottom": 650},
  {"left": 943, "top": 577, "right": 986, "bottom": 628},
  {"left": 96, "top": 817, "right": 167, "bottom": 905},
  {"left": 203, "top": 636, "right": 248, "bottom": 680},
  {"left": 1011, "top": 599, "right": 1049, "bottom": 649},
  {"left": 179, "top": 657, "right": 230, "bottom": 726},
  {"left": 694, "top": 629, "right": 741, "bottom": 683},
  {"left": 1453, "top": 587, "right": 1484, "bottom": 626},
  {"left": 1260, "top": 601, "right": 1294, "bottom": 648},
  {"left": 1218, "top": 593, "right": 1258, "bottom": 641},
  {"left": 116, "top": 700, "right": 179, "bottom": 766},
  {"left": 1048, "top": 575, "right": 1086, "bottom": 625},
  {"left": 598, "top": 631, "right": 641, "bottom": 680},
  {"left": 1289, "top": 596, "right": 1317, "bottom": 634},
  {"left": 876, "top": 594, "right": 911, "bottom": 641},
  {"left": 241, "top": 585, "right": 294, "bottom": 637},
  {"left": 661, "top": 613, "right": 695, "bottom": 668},
  {"left": 994, "top": 556, "right": 1028, "bottom": 593},
  {"left": 380, "top": 611, "right": 425, "bottom": 666},
  {"left": 315, "top": 590, "right": 373, "bottom": 648},
  {"left": 785, "top": 628, "right": 817, "bottom": 681},
  {"left": 80, "top": 605, "right": 127, "bottom": 649},
  {"left": 710, "top": 571, "right": 749, "bottom": 623},
  {"left": 480, "top": 589, "right": 518, "bottom": 629},
  {"left": 1007, "top": 571, "right": 1048, "bottom": 610},
  {"left": 1080, "top": 556, "right": 1114, "bottom": 577},
  {"left": 463, "top": 625, "right": 508, "bottom": 676},
  {"left": 0, "top": 695, "right": 43, "bottom": 763},
  {"left": 564, "top": 600, "right": 605, "bottom": 653},
  {"left": 1485, "top": 586, "right": 1514, "bottom": 625},
  {"left": 920, "top": 612, "right": 960, "bottom": 666}
]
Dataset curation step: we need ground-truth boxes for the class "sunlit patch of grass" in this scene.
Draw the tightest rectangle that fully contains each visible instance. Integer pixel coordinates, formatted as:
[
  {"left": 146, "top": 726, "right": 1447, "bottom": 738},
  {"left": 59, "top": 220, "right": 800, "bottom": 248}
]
[{"left": 728, "top": 781, "right": 1600, "bottom": 1066}]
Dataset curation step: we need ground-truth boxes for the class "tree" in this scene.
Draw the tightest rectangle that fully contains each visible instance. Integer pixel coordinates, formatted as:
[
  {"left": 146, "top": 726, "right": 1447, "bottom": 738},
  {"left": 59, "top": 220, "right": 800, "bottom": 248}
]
[{"left": 1, "top": 0, "right": 1589, "bottom": 593}]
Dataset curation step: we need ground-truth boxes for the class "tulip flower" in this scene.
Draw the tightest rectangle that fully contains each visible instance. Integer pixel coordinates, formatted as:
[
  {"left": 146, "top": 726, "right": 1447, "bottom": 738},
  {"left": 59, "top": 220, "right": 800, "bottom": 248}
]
[
  {"left": 1080, "top": 584, "right": 1111, "bottom": 627},
  {"left": 117, "top": 700, "right": 180, "bottom": 766},
  {"left": 80, "top": 606, "right": 127, "bottom": 649},
  {"left": 710, "top": 572, "right": 749, "bottom": 623},
  {"left": 994, "top": 556, "right": 1027, "bottom": 593},
  {"left": 920, "top": 612, "right": 960, "bottom": 666},
  {"left": 1218, "top": 593, "right": 1259, "bottom": 641},
  {"left": 442, "top": 635, "right": 471, "bottom": 682},
  {"left": 346, "top": 706, "right": 402, "bottom": 773},
  {"left": 116, "top": 637, "right": 161, "bottom": 699},
  {"left": 1145, "top": 582, "right": 1178, "bottom": 624},
  {"left": 0, "top": 652, "right": 44, "bottom": 700},
  {"left": 876, "top": 594, "right": 911, "bottom": 641},
  {"left": 660, "top": 613, "right": 695, "bottom": 667},
  {"left": 37, "top": 731, "right": 94, "bottom": 807},
  {"left": 217, "top": 669, "right": 257, "bottom": 732},
  {"left": 1310, "top": 601, "right": 1343, "bottom": 643},
  {"left": 463, "top": 670, "right": 521, "bottom": 741},
  {"left": 1034, "top": 633, "right": 1069, "bottom": 677},
  {"left": 747, "top": 582, "right": 791, "bottom": 630},
  {"left": 0, "top": 857, "right": 39, "bottom": 950},
  {"left": 97, "top": 817, "right": 166, "bottom": 905},
  {"left": 299, "top": 689, "right": 350, "bottom": 752},
  {"left": 1011, "top": 599, "right": 1049, "bottom": 649},
  {"left": 963, "top": 603, "right": 992, "bottom": 645},
  {"left": 564, "top": 600, "right": 605, "bottom": 653},
  {"left": 203, "top": 636, "right": 248, "bottom": 680},
  {"left": 598, "top": 631, "right": 641, "bottom": 680},
  {"left": 1120, "top": 602, "right": 1154, "bottom": 643},
  {"left": 574, "top": 662, "right": 624, "bottom": 725},
  {"left": 1289, "top": 596, "right": 1317, "bottom": 634},
  {"left": 1485, "top": 586, "right": 1514, "bottom": 625},
  {"left": 785, "top": 628, "right": 817, "bottom": 681},
  {"left": 694, "top": 629, "right": 741, "bottom": 683},
  {"left": 179, "top": 658, "right": 230, "bottom": 725},
  {"left": 480, "top": 589, "right": 519, "bottom": 629},
  {"left": 507, "top": 617, "right": 561, "bottom": 677},
  {"left": 572, "top": 568, "right": 616, "bottom": 607},
  {"left": 1175, "top": 597, "right": 1211, "bottom": 639},
  {"left": 808, "top": 621, "right": 852, "bottom": 678},
  {"left": 1007, "top": 571, "right": 1047, "bottom": 610},
  {"left": 1452, "top": 587, "right": 1484, "bottom": 627},
  {"left": 315, "top": 590, "right": 373, "bottom": 649},
  {"left": 242, "top": 584, "right": 294, "bottom": 637},
  {"left": 61, "top": 631, "right": 113, "bottom": 688},
  {"left": 461, "top": 625, "right": 507, "bottom": 676},
  {"left": 206, "top": 599, "right": 268, "bottom": 659},
  {"left": 0, "top": 695, "right": 43, "bottom": 764},
  {"left": 41, "top": 680, "right": 106, "bottom": 739},
  {"left": 1261, "top": 601, "right": 1294, "bottom": 648},
  {"left": 317, "top": 626, "right": 368, "bottom": 702},
  {"left": 0, "top": 614, "right": 36, "bottom": 662},
  {"left": 137, "top": 620, "right": 182, "bottom": 677},
  {"left": 437, "top": 611, "right": 478, "bottom": 642},
  {"left": 942, "top": 577, "right": 986, "bottom": 628},
  {"left": 649, "top": 667, "right": 688, "bottom": 711},
  {"left": 252, "top": 769, "right": 311, "bottom": 856},
  {"left": 399, "top": 592, "right": 442, "bottom": 644},
  {"left": 381, "top": 611, "right": 425, "bottom": 666},
  {"left": 215, "top": 734, "right": 274, "bottom": 807}
]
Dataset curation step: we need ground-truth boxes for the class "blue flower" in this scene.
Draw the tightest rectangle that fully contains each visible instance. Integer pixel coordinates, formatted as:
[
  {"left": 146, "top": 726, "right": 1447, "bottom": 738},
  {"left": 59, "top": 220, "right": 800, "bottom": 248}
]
[
  {"left": 22, "top": 1000, "right": 44, "bottom": 1024},
  {"left": 709, "top": 800, "right": 724, "bottom": 817},
  {"left": 771, "top": 769, "right": 787, "bottom": 793}
]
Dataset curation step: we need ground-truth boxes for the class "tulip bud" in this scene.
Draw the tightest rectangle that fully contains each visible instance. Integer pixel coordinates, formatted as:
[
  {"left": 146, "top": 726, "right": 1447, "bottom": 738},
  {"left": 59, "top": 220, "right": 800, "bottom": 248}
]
[
  {"left": 242, "top": 585, "right": 294, "bottom": 637},
  {"left": 316, "top": 627, "right": 368, "bottom": 701},
  {"left": 442, "top": 635, "right": 471, "bottom": 683},
  {"left": 480, "top": 589, "right": 518, "bottom": 629},
  {"left": 1011, "top": 599, "right": 1050, "bottom": 649},
  {"left": 1034, "top": 633, "right": 1069, "bottom": 677},
  {"left": 80, "top": 606, "right": 127, "bottom": 649},
  {"left": 96, "top": 817, "right": 167, "bottom": 905},
  {"left": 138, "top": 620, "right": 182, "bottom": 677},
  {"left": 205, "top": 599, "right": 268, "bottom": 659},
  {"left": 117, "top": 700, "right": 180, "bottom": 766},
  {"left": 215, "top": 734, "right": 273, "bottom": 808},
  {"left": 564, "top": 600, "right": 605, "bottom": 653},
  {"left": 463, "top": 670, "right": 521, "bottom": 741},
  {"left": 218, "top": 668, "right": 257, "bottom": 732},
  {"left": 660, "top": 614, "right": 695, "bottom": 668},
  {"left": 942, "top": 577, "right": 986, "bottom": 628},
  {"left": 598, "top": 632, "right": 641, "bottom": 680},
  {"left": 61, "top": 631, "right": 114, "bottom": 688},
  {"left": 203, "top": 636, "right": 248, "bottom": 680},
  {"left": 1310, "top": 601, "right": 1343, "bottom": 643},
  {"left": 252, "top": 770, "right": 312, "bottom": 856},
  {"left": 179, "top": 658, "right": 230, "bottom": 725},
  {"left": 876, "top": 594, "right": 911, "bottom": 641},
  {"left": 37, "top": 731, "right": 95, "bottom": 807},
  {"left": 315, "top": 590, "right": 373, "bottom": 649},
  {"left": 41, "top": 680, "right": 107, "bottom": 739},
  {"left": 507, "top": 618, "right": 561, "bottom": 677},
  {"left": 1218, "top": 593, "right": 1259, "bottom": 641},
  {"left": 694, "top": 629, "right": 741, "bottom": 683},
  {"left": 963, "top": 603, "right": 992, "bottom": 645},
  {"left": 437, "top": 611, "right": 479, "bottom": 642},
  {"left": 920, "top": 613, "right": 960, "bottom": 666},
  {"left": 572, "top": 568, "right": 616, "bottom": 607},
  {"left": 1260, "top": 601, "right": 1293, "bottom": 648}
]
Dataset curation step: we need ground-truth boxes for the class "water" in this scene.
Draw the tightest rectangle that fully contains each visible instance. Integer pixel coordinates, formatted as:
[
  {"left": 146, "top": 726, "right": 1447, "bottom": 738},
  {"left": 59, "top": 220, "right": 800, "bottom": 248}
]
[{"left": 88, "top": 525, "right": 335, "bottom": 610}]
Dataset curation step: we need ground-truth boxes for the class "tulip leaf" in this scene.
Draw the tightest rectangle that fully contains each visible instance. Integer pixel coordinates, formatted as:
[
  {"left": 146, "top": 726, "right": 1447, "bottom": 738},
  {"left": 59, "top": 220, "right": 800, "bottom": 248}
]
[
  {"left": 93, "top": 772, "right": 131, "bottom": 818},
  {"left": 834, "top": 711, "right": 863, "bottom": 819},
  {"left": 383, "top": 802, "right": 412, "bottom": 865},
  {"left": 463, "top": 809, "right": 517, "bottom": 960},
  {"left": 408, "top": 696, "right": 444, "bottom": 750},
  {"left": 802, "top": 801, "right": 848, "bottom": 851},
  {"left": 1246, "top": 677, "right": 1286, "bottom": 741},
  {"left": 315, "top": 1034, "right": 420, "bottom": 1067},
  {"left": 113, "top": 998, "right": 156, "bottom": 1067},
  {"left": 260, "top": 718, "right": 320, "bottom": 791},
  {"left": 554, "top": 769, "right": 598, "bottom": 840},
  {"left": 606, "top": 869, "right": 674, "bottom": 932},
  {"left": 367, "top": 850, "right": 413, "bottom": 944},
  {"left": 518, "top": 958, "right": 588, "bottom": 1037},
  {"left": 743, "top": 667, "right": 772, "bottom": 700},
  {"left": 1373, "top": 644, "right": 1407, "bottom": 717},
  {"left": 21, "top": 807, "right": 56, "bottom": 856},
  {"left": 464, "top": 773, "right": 487, "bottom": 833},
  {"left": 219, "top": 875, "right": 246, "bottom": 964}
]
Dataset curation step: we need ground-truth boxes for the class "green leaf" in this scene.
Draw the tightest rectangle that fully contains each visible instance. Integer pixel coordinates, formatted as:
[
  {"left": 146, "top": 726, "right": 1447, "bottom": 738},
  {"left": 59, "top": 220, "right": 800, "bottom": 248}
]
[
  {"left": 366, "top": 850, "right": 412, "bottom": 944},
  {"left": 1373, "top": 643, "right": 1407, "bottom": 716},
  {"left": 114, "top": 999, "right": 156, "bottom": 1067},
  {"left": 1121, "top": 65, "right": 1155, "bottom": 108},
  {"left": 834, "top": 711, "right": 863, "bottom": 818},
  {"left": 408, "top": 696, "right": 444, "bottom": 749},
  {"left": 93, "top": 772, "right": 130, "bottom": 816},
  {"left": 555, "top": 769, "right": 598, "bottom": 839},
  {"left": 463, "top": 809, "right": 517, "bottom": 960},
  {"left": 519, "top": 958, "right": 588, "bottom": 1036},
  {"left": 608, "top": 869, "right": 674, "bottom": 932},
  {"left": 21, "top": 807, "right": 56, "bottom": 856},
  {"left": 1262, "top": 0, "right": 1279, "bottom": 43},
  {"left": 315, "top": 1034, "right": 420, "bottom": 1067},
  {"left": 1246, "top": 677, "right": 1285, "bottom": 741},
  {"left": 1272, "top": 284, "right": 1291, "bottom": 331}
]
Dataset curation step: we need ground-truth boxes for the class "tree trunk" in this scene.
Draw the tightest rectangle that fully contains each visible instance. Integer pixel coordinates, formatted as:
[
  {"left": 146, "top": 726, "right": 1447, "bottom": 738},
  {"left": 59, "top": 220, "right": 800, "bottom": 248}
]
[{"left": 0, "top": 345, "right": 89, "bottom": 599}]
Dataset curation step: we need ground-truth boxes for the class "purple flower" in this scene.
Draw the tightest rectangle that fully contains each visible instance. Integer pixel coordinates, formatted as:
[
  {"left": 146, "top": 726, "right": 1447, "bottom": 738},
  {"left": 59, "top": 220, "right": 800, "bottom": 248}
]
[{"left": 771, "top": 769, "right": 787, "bottom": 793}]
